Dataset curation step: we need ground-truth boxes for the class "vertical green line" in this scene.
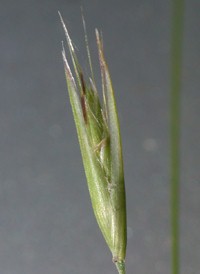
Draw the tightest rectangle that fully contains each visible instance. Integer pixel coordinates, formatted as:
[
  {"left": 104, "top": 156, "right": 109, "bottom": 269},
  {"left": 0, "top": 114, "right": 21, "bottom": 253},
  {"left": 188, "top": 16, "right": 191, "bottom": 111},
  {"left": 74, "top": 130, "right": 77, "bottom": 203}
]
[{"left": 170, "top": 1, "right": 184, "bottom": 274}]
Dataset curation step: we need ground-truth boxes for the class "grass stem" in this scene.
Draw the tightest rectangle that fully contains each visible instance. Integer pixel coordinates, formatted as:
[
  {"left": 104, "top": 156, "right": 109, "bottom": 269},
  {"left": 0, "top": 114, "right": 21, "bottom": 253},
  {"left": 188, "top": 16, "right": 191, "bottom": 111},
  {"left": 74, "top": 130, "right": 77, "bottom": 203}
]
[{"left": 170, "top": 1, "right": 184, "bottom": 274}]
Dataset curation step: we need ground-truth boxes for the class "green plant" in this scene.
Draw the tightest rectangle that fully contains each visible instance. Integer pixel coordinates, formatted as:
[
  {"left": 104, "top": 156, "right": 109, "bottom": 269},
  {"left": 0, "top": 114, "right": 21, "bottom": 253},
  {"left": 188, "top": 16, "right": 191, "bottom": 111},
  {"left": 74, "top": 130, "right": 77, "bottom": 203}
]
[
  {"left": 59, "top": 0, "right": 185, "bottom": 272},
  {"left": 59, "top": 13, "right": 127, "bottom": 274},
  {"left": 170, "top": 1, "right": 184, "bottom": 274}
]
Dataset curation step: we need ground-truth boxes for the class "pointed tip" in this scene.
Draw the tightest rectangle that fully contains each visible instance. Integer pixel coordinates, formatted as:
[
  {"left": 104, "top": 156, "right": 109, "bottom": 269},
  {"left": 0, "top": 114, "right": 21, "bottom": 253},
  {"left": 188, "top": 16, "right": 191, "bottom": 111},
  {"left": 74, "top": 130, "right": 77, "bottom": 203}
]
[
  {"left": 95, "top": 29, "right": 103, "bottom": 47},
  {"left": 61, "top": 44, "right": 74, "bottom": 82},
  {"left": 95, "top": 29, "right": 102, "bottom": 54},
  {"left": 95, "top": 28, "right": 100, "bottom": 42},
  {"left": 81, "top": 6, "right": 85, "bottom": 25},
  {"left": 58, "top": 11, "right": 64, "bottom": 26},
  {"left": 80, "top": 6, "right": 87, "bottom": 34},
  {"left": 89, "top": 78, "right": 97, "bottom": 92},
  {"left": 95, "top": 28, "right": 105, "bottom": 66},
  {"left": 59, "top": 11, "right": 75, "bottom": 54}
]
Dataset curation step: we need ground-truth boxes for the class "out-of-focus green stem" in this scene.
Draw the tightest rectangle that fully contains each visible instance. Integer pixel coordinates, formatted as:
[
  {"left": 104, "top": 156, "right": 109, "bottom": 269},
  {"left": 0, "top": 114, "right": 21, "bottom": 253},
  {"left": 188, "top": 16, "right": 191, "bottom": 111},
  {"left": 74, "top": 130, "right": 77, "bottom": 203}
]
[{"left": 170, "top": 1, "right": 184, "bottom": 274}]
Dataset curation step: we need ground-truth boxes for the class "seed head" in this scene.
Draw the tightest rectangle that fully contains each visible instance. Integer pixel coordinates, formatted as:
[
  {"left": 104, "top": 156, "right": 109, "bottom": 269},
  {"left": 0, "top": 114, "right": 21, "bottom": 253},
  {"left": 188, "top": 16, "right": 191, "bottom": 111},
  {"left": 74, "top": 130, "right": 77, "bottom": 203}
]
[{"left": 59, "top": 12, "right": 127, "bottom": 274}]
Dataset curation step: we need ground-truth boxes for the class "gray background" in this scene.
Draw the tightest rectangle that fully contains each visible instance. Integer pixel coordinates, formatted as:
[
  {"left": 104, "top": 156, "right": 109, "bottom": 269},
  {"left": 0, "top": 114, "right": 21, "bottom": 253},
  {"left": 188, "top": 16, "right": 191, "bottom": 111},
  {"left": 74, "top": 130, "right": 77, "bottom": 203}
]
[{"left": 0, "top": 0, "right": 199, "bottom": 273}]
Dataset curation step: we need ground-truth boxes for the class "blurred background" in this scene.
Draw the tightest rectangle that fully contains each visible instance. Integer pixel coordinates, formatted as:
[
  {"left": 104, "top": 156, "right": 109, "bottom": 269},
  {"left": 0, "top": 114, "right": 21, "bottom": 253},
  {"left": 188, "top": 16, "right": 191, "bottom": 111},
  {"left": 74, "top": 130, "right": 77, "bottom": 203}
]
[{"left": 0, "top": 0, "right": 199, "bottom": 273}]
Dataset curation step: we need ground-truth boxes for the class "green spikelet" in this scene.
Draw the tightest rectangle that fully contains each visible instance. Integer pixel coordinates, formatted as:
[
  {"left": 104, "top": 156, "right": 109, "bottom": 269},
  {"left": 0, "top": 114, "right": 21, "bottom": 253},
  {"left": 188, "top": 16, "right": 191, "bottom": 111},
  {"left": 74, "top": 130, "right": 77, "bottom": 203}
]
[{"left": 59, "top": 12, "right": 127, "bottom": 274}]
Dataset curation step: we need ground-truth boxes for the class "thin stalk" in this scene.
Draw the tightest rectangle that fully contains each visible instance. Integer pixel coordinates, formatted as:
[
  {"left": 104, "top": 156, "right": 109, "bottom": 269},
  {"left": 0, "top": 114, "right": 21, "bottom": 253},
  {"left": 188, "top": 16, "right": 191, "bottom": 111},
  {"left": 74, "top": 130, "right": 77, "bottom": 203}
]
[
  {"left": 170, "top": 1, "right": 184, "bottom": 274},
  {"left": 116, "top": 261, "right": 126, "bottom": 274}
]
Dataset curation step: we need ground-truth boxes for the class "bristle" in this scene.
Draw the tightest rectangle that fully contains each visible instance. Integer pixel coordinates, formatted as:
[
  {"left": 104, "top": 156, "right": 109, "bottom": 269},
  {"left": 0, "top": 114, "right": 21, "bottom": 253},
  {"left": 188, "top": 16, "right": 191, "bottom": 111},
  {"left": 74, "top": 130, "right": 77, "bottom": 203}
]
[
  {"left": 59, "top": 11, "right": 82, "bottom": 93},
  {"left": 58, "top": 11, "right": 75, "bottom": 53},
  {"left": 82, "top": 11, "right": 95, "bottom": 83}
]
